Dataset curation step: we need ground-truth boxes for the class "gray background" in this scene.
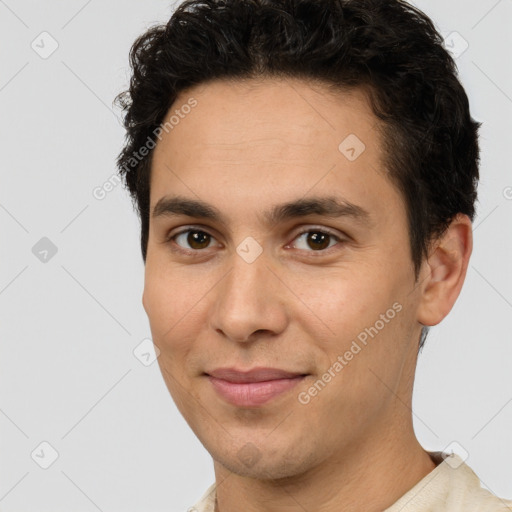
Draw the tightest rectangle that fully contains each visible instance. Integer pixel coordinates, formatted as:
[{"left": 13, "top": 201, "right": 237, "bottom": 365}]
[{"left": 1, "top": 0, "right": 511, "bottom": 510}]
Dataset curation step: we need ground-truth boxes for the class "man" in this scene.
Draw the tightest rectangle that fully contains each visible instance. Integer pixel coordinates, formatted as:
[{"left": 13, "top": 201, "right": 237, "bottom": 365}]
[{"left": 115, "top": 0, "right": 511, "bottom": 510}]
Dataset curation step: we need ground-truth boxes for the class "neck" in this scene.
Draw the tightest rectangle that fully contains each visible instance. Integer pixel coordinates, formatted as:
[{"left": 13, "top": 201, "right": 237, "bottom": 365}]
[{"left": 213, "top": 424, "right": 437, "bottom": 512}]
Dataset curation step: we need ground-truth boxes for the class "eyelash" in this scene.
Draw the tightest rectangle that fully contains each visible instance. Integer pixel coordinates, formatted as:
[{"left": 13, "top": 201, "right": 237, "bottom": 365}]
[{"left": 165, "top": 226, "right": 345, "bottom": 256}]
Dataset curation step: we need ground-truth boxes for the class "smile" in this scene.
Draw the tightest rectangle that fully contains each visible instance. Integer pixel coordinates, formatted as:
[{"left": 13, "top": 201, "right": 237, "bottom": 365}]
[{"left": 207, "top": 374, "right": 307, "bottom": 407}]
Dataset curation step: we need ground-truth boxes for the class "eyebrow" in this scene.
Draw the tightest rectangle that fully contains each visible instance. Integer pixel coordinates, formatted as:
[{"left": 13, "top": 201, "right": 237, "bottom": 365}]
[{"left": 151, "top": 195, "right": 372, "bottom": 227}]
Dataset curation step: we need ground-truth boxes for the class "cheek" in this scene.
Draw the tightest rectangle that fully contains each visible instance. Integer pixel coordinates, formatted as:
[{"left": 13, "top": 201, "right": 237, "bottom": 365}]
[
  {"left": 143, "top": 267, "right": 204, "bottom": 409},
  {"left": 143, "top": 263, "right": 201, "bottom": 357},
  {"left": 144, "top": 255, "right": 193, "bottom": 324},
  {"left": 285, "top": 266, "right": 394, "bottom": 340},
  {"left": 287, "top": 265, "right": 411, "bottom": 385}
]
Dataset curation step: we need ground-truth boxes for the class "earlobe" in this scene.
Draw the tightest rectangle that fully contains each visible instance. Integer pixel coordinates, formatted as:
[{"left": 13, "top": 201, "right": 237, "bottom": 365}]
[{"left": 416, "top": 214, "right": 473, "bottom": 327}]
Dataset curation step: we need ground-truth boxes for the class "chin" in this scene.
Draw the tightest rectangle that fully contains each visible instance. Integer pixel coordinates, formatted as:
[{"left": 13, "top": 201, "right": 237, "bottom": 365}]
[
  {"left": 216, "top": 454, "right": 304, "bottom": 480},
  {"left": 210, "top": 436, "right": 319, "bottom": 481}
]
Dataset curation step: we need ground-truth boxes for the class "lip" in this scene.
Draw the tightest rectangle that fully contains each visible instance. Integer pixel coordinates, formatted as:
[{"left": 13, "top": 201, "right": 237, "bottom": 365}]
[
  {"left": 207, "top": 367, "right": 306, "bottom": 383},
  {"left": 205, "top": 367, "right": 308, "bottom": 407}
]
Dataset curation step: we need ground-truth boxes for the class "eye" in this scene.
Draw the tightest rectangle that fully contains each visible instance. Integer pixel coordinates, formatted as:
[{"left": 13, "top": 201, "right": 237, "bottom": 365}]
[
  {"left": 289, "top": 228, "right": 343, "bottom": 252},
  {"left": 170, "top": 228, "right": 219, "bottom": 252},
  {"left": 166, "top": 226, "right": 345, "bottom": 255}
]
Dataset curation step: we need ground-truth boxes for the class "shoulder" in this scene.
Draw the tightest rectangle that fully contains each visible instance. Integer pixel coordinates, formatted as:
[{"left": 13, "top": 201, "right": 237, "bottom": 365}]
[
  {"left": 447, "top": 460, "right": 512, "bottom": 511},
  {"left": 386, "top": 452, "right": 512, "bottom": 512},
  {"left": 188, "top": 482, "right": 217, "bottom": 512}
]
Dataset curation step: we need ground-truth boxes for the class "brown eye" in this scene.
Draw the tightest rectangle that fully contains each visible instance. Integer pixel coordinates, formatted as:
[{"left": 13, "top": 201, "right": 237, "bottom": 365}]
[
  {"left": 306, "top": 232, "right": 331, "bottom": 250},
  {"left": 292, "top": 229, "right": 340, "bottom": 252},
  {"left": 174, "top": 229, "right": 214, "bottom": 250}
]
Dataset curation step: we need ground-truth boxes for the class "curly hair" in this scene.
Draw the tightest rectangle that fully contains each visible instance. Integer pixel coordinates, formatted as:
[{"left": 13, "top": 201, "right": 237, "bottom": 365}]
[{"left": 114, "top": 0, "right": 480, "bottom": 351}]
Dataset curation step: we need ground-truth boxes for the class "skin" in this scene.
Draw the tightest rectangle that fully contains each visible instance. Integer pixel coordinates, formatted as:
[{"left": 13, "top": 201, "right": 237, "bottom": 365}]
[{"left": 142, "top": 77, "right": 473, "bottom": 512}]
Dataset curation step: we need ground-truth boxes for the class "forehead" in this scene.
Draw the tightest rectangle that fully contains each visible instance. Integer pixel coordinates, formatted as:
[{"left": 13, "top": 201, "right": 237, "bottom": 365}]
[
  {"left": 149, "top": 77, "right": 403, "bottom": 226},
  {"left": 158, "top": 77, "right": 378, "bottom": 153}
]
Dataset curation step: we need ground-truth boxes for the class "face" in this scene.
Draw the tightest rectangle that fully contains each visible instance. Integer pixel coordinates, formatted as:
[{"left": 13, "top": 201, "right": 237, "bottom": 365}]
[{"left": 143, "top": 78, "right": 426, "bottom": 480}]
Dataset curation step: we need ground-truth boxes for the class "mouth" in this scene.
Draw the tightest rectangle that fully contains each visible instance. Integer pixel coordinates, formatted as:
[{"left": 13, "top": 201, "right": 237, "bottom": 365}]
[{"left": 204, "top": 367, "right": 308, "bottom": 407}]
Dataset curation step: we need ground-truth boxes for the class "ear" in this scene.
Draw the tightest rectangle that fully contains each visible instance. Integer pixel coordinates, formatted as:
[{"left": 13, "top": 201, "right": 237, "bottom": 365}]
[{"left": 416, "top": 213, "right": 473, "bottom": 327}]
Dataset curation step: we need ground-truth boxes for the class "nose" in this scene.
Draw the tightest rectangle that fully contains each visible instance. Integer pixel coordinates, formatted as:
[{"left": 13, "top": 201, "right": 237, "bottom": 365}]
[{"left": 209, "top": 249, "right": 289, "bottom": 343}]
